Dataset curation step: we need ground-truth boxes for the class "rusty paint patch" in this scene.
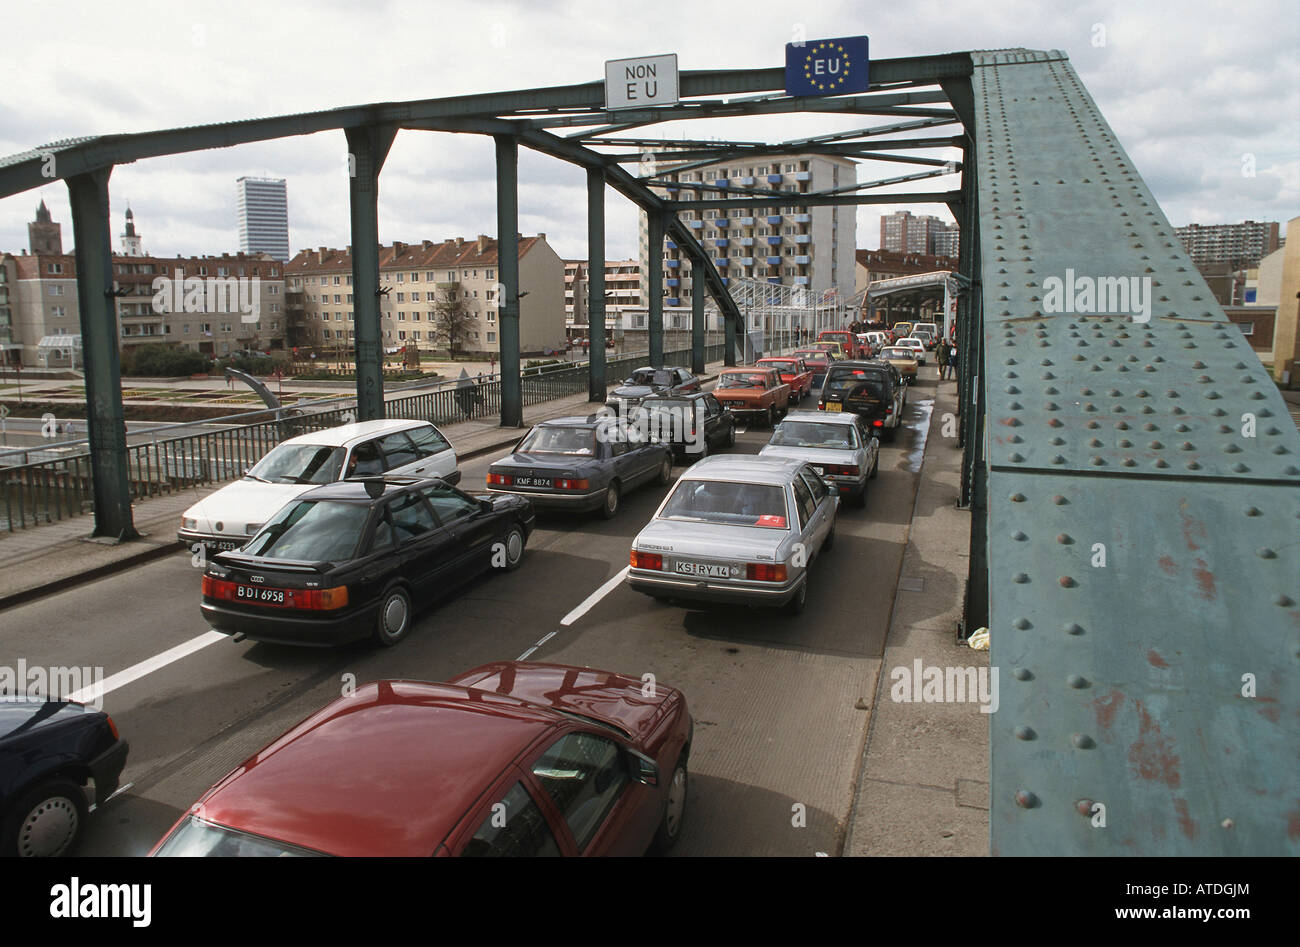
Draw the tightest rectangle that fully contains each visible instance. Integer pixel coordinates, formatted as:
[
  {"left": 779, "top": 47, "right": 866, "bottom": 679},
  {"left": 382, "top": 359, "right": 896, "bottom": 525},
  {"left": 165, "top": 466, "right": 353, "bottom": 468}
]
[
  {"left": 1259, "top": 704, "right": 1281, "bottom": 724},
  {"left": 1173, "top": 798, "right": 1197, "bottom": 840},
  {"left": 1193, "top": 558, "right": 1217, "bottom": 601},
  {"left": 1147, "top": 650, "right": 1169, "bottom": 668},
  {"left": 1129, "top": 699, "right": 1182, "bottom": 788},
  {"left": 1157, "top": 555, "right": 1179, "bottom": 576},
  {"left": 1093, "top": 690, "right": 1124, "bottom": 731},
  {"left": 1178, "top": 502, "right": 1207, "bottom": 552}
]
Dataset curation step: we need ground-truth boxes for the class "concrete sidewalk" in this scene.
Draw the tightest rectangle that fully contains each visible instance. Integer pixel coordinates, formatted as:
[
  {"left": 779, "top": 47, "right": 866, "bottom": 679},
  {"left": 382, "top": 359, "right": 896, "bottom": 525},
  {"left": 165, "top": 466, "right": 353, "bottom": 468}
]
[
  {"left": 844, "top": 374, "right": 989, "bottom": 856},
  {"left": 0, "top": 361, "right": 725, "bottom": 608}
]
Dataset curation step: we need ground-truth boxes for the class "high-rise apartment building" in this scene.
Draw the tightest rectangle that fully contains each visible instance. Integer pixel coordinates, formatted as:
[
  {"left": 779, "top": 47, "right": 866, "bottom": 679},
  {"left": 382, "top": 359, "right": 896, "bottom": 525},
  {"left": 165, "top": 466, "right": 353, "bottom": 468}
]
[
  {"left": 236, "top": 177, "right": 290, "bottom": 262},
  {"left": 1174, "top": 220, "right": 1281, "bottom": 267},
  {"left": 639, "top": 153, "right": 857, "bottom": 306},
  {"left": 565, "top": 258, "right": 640, "bottom": 335},
  {"left": 880, "top": 210, "right": 958, "bottom": 256}
]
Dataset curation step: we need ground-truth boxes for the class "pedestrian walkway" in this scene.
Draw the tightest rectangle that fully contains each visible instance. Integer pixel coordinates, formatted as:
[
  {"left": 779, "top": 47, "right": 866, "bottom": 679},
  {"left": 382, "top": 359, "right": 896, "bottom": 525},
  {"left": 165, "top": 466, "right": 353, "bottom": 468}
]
[
  {"left": 0, "top": 360, "right": 726, "bottom": 608},
  {"left": 844, "top": 370, "right": 989, "bottom": 856}
]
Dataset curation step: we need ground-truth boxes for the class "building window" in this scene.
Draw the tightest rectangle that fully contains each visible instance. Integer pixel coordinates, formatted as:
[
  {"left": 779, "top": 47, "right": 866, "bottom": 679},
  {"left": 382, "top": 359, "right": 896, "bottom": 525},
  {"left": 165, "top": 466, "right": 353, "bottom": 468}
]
[
  {"left": 487, "top": 331, "right": 496, "bottom": 342},
  {"left": 410, "top": 272, "right": 419, "bottom": 282},
  {"left": 396, "top": 293, "right": 405, "bottom": 302}
]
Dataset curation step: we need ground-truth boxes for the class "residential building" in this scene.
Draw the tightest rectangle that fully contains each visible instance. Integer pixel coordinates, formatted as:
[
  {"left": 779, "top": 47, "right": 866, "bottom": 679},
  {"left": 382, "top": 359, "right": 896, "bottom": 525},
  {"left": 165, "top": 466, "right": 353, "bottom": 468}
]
[
  {"left": 284, "top": 233, "right": 565, "bottom": 358},
  {"left": 639, "top": 153, "right": 858, "bottom": 307},
  {"left": 880, "top": 210, "right": 958, "bottom": 256},
  {"left": 2, "top": 204, "right": 285, "bottom": 366},
  {"left": 1174, "top": 220, "right": 1281, "bottom": 268},
  {"left": 236, "top": 176, "right": 290, "bottom": 262},
  {"left": 564, "top": 258, "right": 640, "bottom": 338}
]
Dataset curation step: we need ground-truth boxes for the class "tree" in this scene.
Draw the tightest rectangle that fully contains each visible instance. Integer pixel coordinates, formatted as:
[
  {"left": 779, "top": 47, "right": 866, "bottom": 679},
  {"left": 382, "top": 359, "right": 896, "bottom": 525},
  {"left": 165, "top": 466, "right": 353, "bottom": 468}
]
[{"left": 431, "top": 287, "right": 476, "bottom": 358}]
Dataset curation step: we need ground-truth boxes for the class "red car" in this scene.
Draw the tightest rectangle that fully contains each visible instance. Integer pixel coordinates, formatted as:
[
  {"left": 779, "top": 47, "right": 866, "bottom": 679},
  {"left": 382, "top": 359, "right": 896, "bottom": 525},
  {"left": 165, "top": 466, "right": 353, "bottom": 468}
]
[
  {"left": 150, "top": 662, "right": 692, "bottom": 857},
  {"left": 756, "top": 356, "right": 813, "bottom": 402},
  {"left": 817, "top": 329, "right": 861, "bottom": 360}
]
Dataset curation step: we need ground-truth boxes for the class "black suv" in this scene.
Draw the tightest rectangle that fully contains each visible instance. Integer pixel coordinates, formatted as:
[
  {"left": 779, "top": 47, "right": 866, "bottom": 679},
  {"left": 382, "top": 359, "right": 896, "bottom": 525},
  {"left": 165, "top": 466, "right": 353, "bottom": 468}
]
[{"left": 817, "top": 360, "right": 907, "bottom": 441}]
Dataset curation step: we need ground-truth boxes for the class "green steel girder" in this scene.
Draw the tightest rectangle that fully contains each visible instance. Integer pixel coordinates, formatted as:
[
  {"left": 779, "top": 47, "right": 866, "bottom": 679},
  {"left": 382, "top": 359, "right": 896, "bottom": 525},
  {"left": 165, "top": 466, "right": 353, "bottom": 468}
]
[
  {"left": 973, "top": 50, "right": 1300, "bottom": 856},
  {"left": 344, "top": 123, "right": 396, "bottom": 421},
  {"left": 672, "top": 189, "right": 963, "bottom": 211},
  {"left": 586, "top": 167, "right": 607, "bottom": 401}
]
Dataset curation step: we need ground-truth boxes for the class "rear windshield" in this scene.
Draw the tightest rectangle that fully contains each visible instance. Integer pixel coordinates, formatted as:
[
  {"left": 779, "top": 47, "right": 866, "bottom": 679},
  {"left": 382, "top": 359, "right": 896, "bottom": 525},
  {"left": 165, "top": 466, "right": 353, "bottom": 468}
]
[
  {"left": 880, "top": 347, "right": 914, "bottom": 359},
  {"left": 825, "top": 369, "right": 886, "bottom": 400},
  {"left": 771, "top": 421, "right": 858, "bottom": 449},
  {"left": 243, "top": 499, "right": 370, "bottom": 561},
  {"left": 518, "top": 426, "right": 597, "bottom": 456},
  {"left": 795, "top": 352, "right": 828, "bottom": 364},
  {"left": 660, "top": 479, "right": 790, "bottom": 529},
  {"left": 629, "top": 369, "right": 673, "bottom": 387},
  {"left": 717, "top": 373, "right": 769, "bottom": 389},
  {"left": 759, "top": 360, "right": 795, "bottom": 372},
  {"left": 154, "top": 816, "right": 322, "bottom": 857}
]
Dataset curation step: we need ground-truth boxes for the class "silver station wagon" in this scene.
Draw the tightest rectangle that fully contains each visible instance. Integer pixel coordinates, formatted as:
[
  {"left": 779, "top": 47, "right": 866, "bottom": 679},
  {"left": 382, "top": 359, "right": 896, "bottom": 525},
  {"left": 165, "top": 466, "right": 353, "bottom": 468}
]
[
  {"left": 626, "top": 455, "right": 838, "bottom": 614},
  {"left": 759, "top": 409, "right": 880, "bottom": 508}
]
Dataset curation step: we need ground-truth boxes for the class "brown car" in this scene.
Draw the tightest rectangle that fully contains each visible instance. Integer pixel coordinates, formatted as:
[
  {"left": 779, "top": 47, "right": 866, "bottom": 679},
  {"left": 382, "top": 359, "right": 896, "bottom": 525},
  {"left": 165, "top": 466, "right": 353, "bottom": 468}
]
[{"left": 711, "top": 367, "right": 791, "bottom": 428}]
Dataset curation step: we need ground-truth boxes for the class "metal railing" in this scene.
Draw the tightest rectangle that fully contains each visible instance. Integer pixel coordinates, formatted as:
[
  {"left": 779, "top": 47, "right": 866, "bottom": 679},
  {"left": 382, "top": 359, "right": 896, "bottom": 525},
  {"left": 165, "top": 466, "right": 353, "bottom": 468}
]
[{"left": 0, "top": 342, "right": 729, "bottom": 531}]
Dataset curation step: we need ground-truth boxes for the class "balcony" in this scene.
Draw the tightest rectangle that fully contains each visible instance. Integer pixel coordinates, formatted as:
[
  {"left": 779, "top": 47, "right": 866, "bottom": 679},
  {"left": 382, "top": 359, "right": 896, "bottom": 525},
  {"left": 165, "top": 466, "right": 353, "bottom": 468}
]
[
  {"left": 794, "top": 276, "right": 810, "bottom": 285},
  {"left": 739, "top": 237, "right": 754, "bottom": 247},
  {"left": 714, "top": 178, "right": 729, "bottom": 187},
  {"left": 736, "top": 217, "right": 754, "bottom": 226},
  {"left": 665, "top": 240, "right": 677, "bottom": 250},
  {"left": 767, "top": 174, "right": 782, "bottom": 184},
  {"left": 666, "top": 297, "right": 681, "bottom": 306},
  {"left": 766, "top": 236, "right": 782, "bottom": 246},
  {"left": 666, "top": 278, "right": 679, "bottom": 287},
  {"left": 739, "top": 257, "right": 754, "bottom": 266},
  {"left": 713, "top": 238, "right": 729, "bottom": 248},
  {"left": 767, "top": 277, "right": 783, "bottom": 285},
  {"left": 794, "top": 255, "right": 810, "bottom": 265},
  {"left": 793, "top": 171, "right": 811, "bottom": 181},
  {"left": 794, "top": 235, "right": 811, "bottom": 244},
  {"left": 793, "top": 214, "right": 811, "bottom": 224},
  {"left": 767, "top": 215, "right": 781, "bottom": 225},
  {"left": 688, "top": 220, "right": 704, "bottom": 229},
  {"left": 715, "top": 258, "right": 728, "bottom": 268},
  {"left": 766, "top": 256, "right": 781, "bottom": 265},
  {"left": 738, "top": 176, "right": 755, "bottom": 185},
  {"left": 665, "top": 259, "right": 680, "bottom": 268}
]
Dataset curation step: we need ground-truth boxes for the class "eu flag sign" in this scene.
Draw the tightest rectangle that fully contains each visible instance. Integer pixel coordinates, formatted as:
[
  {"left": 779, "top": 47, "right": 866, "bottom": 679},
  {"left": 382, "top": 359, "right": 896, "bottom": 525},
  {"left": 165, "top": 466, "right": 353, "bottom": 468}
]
[{"left": 785, "top": 36, "right": 869, "bottom": 96}]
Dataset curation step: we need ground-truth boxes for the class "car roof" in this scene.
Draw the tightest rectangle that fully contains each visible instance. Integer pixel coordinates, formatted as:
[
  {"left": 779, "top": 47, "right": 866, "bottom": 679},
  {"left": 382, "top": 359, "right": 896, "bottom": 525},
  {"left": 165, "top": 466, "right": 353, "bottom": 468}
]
[
  {"left": 535, "top": 415, "right": 602, "bottom": 429},
  {"left": 196, "top": 680, "right": 566, "bottom": 857},
  {"left": 676, "top": 453, "right": 805, "bottom": 485},
  {"left": 295, "top": 476, "right": 444, "bottom": 503},
  {"left": 282, "top": 418, "right": 429, "bottom": 449},
  {"left": 781, "top": 409, "right": 858, "bottom": 425}
]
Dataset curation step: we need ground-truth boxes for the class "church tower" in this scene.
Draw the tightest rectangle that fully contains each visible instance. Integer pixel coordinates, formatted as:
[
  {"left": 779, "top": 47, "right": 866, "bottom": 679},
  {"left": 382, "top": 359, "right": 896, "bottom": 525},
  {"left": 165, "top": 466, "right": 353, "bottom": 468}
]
[
  {"left": 28, "top": 199, "right": 63, "bottom": 255},
  {"left": 120, "top": 206, "right": 144, "bottom": 257}
]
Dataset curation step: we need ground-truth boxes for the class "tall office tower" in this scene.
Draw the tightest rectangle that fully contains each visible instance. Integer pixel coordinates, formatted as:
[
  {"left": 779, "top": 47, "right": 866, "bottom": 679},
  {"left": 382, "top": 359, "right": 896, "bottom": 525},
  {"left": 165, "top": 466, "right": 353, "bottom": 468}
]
[{"left": 236, "top": 177, "right": 290, "bottom": 262}]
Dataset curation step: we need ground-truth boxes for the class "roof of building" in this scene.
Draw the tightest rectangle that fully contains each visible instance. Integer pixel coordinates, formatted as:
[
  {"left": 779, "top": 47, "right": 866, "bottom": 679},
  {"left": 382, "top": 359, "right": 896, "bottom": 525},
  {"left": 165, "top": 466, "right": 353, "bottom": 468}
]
[{"left": 285, "top": 235, "right": 543, "bottom": 274}]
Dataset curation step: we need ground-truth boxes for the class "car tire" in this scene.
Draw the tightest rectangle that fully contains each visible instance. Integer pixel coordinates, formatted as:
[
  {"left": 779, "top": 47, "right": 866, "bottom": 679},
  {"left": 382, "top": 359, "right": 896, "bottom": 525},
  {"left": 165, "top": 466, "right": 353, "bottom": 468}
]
[
  {"left": 852, "top": 483, "right": 868, "bottom": 508},
  {"left": 870, "top": 453, "right": 880, "bottom": 479},
  {"left": 3, "top": 778, "right": 88, "bottom": 857},
  {"left": 657, "top": 455, "right": 673, "bottom": 485},
  {"left": 500, "top": 523, "right": 526, "bottom": 572},
  {"left": 373, "top": 585, "right": 412, "bottom": 647},
  {"left": 785, "top": 579, "right": 807, "bottom": 615},
  {"left": 726, "top": 424, "right": 736, "bottom": 448},
  {"left": 766, "top": 406, "right": 776, "bottom": 428},
  {"left": 649, "top": 752, "right": 688, "bottom": 855},
  {"left": 600, "top": 481, "right": 621, "bottom": 519}
]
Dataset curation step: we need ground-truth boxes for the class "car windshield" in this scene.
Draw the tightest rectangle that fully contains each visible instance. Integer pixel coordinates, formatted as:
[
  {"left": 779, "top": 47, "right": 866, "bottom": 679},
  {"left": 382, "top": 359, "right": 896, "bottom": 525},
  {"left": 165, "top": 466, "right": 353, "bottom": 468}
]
[
  {"left": 718, "top": 373, "right": 768, "bottom": 389},
  {"left": 759, "top": 360, "right": 795, "bottom": 372},
  {"left": 881, "top": 348, "right": 914, "bottom": 359},
  {"left": 242, "top": 499, "right": 369, "bottom": 561},
  {"left": 154, "top": 816, "right": 323, "bottom": 857},
  {"left": 247, "top": 444, "right": 346, "bottom": 485},
  {"left": 825, "top": 371, "right": 886, "bottom": 400},
  {"left": 660, "top": 479, "right": 790, "bottom": 528},
  {"left": 796, "top": 352, "right": 828, "bottom": 365},
  {"left": 517, "top": 426, "right": 597, "bottom": 456},
  {"left": 629, "top": 369, "right": 673, "bottom": 387},
  {"left": 771, "top": 420, "right": 858, "bottom": 449}
]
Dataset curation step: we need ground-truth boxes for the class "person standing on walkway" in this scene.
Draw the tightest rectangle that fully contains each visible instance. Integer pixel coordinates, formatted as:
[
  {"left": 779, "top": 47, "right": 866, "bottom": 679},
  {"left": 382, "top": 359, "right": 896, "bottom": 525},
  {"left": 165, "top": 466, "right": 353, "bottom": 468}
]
[{"left": 936, "top": 338, "right": 950, "bottom": 380}]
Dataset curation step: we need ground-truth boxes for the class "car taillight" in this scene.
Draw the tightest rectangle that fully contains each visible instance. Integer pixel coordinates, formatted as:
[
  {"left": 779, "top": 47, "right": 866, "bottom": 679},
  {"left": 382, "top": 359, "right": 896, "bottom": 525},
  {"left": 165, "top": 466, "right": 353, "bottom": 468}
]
[
  {"left": 487, "top": 472, "right": 514, "bottom": 486},
  {"left": 886, "top": 405, "right": 893, "bottom": 415},
  {"left": 826, "top": 464, "right": 859, "bottom": 476},
  {"left": 630, "top": 550, "right": 663, "bottom": 570},
  {"left": 105, "top": 714, "right": 120, "bottom": 740},
  {"left": 202, "top": 574, "right": 237, "bottom": 601},
  {"left": 746, "top": 563, "right": 787, "bottom": 582},
  {"left": 555, "top": 478, "right": 590, "bottom": 490},
  {"left": 873, "top": 419, "right": 883, "bottom": 427}
]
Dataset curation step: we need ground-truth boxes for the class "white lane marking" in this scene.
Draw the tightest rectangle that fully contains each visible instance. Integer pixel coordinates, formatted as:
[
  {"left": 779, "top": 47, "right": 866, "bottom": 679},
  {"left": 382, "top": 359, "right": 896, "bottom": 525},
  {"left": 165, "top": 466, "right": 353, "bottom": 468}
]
[
  {"left": 67, "top": 630, "right": 226, "bottom": 704},
  {"left": 516, "top": 646, "right": 539, "bottom": 661},
  {"left": 89, "top": 782, "right": 134, "bottom": 812},
  {"left": 536, "top": 631, "right": 557, "bottom": 647},
  {"left": 560, "top": 566, "right": 630, "bottom": 626}
]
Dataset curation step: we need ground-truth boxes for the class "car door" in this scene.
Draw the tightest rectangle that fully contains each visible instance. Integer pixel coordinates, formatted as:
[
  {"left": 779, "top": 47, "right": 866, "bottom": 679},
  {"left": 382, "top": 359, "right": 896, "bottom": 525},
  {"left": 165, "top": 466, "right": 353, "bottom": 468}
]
[
  {"left": 375, "top": 431, "right": 422, "bottom": 475},
  {"left": 382, "top": 489, "right": 455, "bottom": 607},
  {"left": 704, "top": 394, "right": 728, "bottom": 448},
  {"left": 795, "top": 468, "right": 833, "bottom": 552},
  {"left": 451, "top": 776, "right": 565, "bottom": 857},
  {"left": 344, "top": 438, "right": 385, "bottom": 477},
  {"left": 423, "top": 483, "right": 498, "bottom": 583},
  {"left": 522, "top": 729, "right": 655, "bottom": 857},
  {"left": 404, "top": 423, "right": 456, "bottom": 479}
]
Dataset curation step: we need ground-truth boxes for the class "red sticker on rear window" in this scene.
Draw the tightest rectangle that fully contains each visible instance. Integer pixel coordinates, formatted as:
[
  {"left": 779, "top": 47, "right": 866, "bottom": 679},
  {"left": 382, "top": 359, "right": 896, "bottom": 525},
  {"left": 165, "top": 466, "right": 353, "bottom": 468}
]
[{"left": 755, "top": 515, "right": 787, "bottom": 528}]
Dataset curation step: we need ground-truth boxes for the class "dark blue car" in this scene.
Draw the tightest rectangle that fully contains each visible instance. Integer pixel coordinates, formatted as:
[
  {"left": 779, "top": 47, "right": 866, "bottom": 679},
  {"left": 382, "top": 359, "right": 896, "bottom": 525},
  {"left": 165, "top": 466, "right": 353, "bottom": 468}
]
[
  {"left": 1, "top": 698, "right": 129, "bottom": 857},
  {"left": 486, "top": 416, "right": 673, "bottom": 519}
]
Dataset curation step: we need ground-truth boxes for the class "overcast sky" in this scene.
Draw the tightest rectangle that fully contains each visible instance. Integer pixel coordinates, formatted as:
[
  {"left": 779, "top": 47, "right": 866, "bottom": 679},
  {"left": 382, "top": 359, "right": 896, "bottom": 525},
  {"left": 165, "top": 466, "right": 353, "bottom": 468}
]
[{"left": 1, "top": 0, "right": 1296, "bottom": 263}]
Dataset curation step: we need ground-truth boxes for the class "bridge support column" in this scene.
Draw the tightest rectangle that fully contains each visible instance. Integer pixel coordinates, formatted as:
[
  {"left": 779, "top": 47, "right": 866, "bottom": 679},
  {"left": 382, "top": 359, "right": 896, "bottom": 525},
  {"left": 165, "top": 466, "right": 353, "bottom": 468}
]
[
  {"left": 344, "top": 123, "right": 396, "bottom": 421},
  {"left": 67, "top": 167, "right": 137, "bottom": 541},
  {"left": 647, "top": 210, "right": 664, "bottom": 368},
  {"left": 495, "top": 135, "right": 522, "bottom": 426},
  {"left": 690, "top": 261, "right": 706, "bottom": 375},
  {"left": 586, "top": 168, "right": 606, "bottom": 401}
]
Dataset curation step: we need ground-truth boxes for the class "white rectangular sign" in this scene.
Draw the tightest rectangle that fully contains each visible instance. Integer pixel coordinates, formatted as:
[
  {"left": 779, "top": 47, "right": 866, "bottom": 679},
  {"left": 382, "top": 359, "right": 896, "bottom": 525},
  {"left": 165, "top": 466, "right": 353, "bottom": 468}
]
[{"left": 605, "top": 54, "right": 679, "bottom": 110}]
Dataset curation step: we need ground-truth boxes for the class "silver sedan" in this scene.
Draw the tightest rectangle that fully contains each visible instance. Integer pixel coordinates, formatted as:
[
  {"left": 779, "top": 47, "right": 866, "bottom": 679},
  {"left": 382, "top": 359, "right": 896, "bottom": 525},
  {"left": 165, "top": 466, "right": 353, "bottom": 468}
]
[
  {"left": 758, "top": 410, "right": 880, "bottom": 508},
  {"left": 626, "top": 455, "right": 838, "bottom": 614}
]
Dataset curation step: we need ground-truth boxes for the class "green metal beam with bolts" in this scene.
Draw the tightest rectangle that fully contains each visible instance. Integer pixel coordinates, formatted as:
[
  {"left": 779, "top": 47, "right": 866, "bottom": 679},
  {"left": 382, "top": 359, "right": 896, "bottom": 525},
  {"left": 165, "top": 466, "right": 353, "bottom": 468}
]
[{"left": 972, "top": 49, "right": 1300, "bottom": 855}]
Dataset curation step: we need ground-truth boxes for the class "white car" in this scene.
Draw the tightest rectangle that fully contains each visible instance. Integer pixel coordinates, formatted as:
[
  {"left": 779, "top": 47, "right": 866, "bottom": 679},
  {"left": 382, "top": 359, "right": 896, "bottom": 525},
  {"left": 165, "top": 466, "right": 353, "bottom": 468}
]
[
  {"left": 912, "top": 323, "right": 939, "bottom": 347},
  {"left": 759, "top": 410, "right": 880, "bottom": 508},
  {"left": 897, "top": 337, "right": 927, "bottom": 365},
  {"left": 864, "top": 331, "right": 888, "bottom": 355},
  {"left": 179, "top": 419, "right": 458, "bottom": 552}
]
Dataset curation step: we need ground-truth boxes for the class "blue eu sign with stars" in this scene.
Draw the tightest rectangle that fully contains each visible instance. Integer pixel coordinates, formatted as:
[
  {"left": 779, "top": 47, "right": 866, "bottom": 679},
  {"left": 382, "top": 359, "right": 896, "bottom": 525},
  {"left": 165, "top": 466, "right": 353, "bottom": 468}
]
[{"left": 785, "top": 36, "right": 869, "bottom": 96}]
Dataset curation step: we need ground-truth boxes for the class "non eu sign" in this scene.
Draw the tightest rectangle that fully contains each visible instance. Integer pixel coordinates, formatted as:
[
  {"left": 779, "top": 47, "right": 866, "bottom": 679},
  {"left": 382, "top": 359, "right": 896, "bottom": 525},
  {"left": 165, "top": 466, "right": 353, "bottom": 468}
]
[
  {"left": 605, "top": 54, "right": 679, "bottom": 110},
  {"left": 784, "top": 36, "right": 869, "bottom": 96}
]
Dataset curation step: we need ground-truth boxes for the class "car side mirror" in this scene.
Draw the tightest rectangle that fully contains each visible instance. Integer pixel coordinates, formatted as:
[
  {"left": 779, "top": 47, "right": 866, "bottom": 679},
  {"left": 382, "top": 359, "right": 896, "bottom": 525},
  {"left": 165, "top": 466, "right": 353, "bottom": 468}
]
[
  {"left": 625, "top": 747, "right": 660, "bottom": 786},
  {"left": 479, "top": 498, "right": 493, "bottom": 514}
]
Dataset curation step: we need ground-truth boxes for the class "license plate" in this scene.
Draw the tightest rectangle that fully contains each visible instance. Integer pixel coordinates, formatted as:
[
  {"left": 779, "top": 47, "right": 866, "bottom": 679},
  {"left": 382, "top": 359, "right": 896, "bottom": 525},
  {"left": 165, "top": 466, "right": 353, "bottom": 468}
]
[
  {"left": 514, "top": 477, "right": 552, "bottom": 488},
  {"left": 236, "top": 585, "right": 288, "bottom": 606},
  {"left": 825, "top": 402, "right": 842, "bottom": 412},
  {"left": 675, "top": 561, "right": 733, "bottom": 578}
]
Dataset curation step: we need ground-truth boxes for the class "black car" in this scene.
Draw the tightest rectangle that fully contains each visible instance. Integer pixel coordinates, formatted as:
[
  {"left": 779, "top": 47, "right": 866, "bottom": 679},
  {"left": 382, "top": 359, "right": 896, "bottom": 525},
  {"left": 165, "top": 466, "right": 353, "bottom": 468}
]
[
  {"left": 1, "top": 698, "right": 129, "bottom": 857},
  {"left": 486, "top": 416, "right": 673, "bottom": 518},
  {"left": 607, "top": 366, "right": 700, "bottom": 413},
  {"left": 636, "top": 391, "right": 736, "bottom": 463},
  {"left": 818, "top": 360, "right": 907, "bottom": 441},
  {"left": 201, "top": 477, "right": 535, "bottom": 647}
]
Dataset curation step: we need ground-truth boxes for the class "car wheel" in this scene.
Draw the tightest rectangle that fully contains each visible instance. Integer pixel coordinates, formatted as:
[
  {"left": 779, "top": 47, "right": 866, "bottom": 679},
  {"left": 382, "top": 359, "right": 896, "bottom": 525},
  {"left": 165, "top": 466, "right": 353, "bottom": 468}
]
[
  {"left": 500, "top": 523, "right": 526, "bottom": 572},
  {"left": 766, "top": 406, "right": 776, "bottom": 428},
  {"left": 650, "top": 753, "right": 688, "bottom": 854},
  {"left": 600, "top": 481, "right": 621, "bottom": 519},
  {"left": 785, "top": 579, "right": 807, "bottom": 615},
  {"left": 657, "top": 455, "right": 673, "bottom": 485},
  {"left": 726, "top": 424, "right": 736, "bottom": 448},
  {"left": 3, "top": 778, "right": 88, "bottom": 857},
  {"left": 870, "top": 453, "right": 880, "bottom": 479},
  {"left": 373, "top": 585, "right": 412, "bottom": 647},
  {"left": 852, "top": 483, "right": 868, "bottom": 508}
]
